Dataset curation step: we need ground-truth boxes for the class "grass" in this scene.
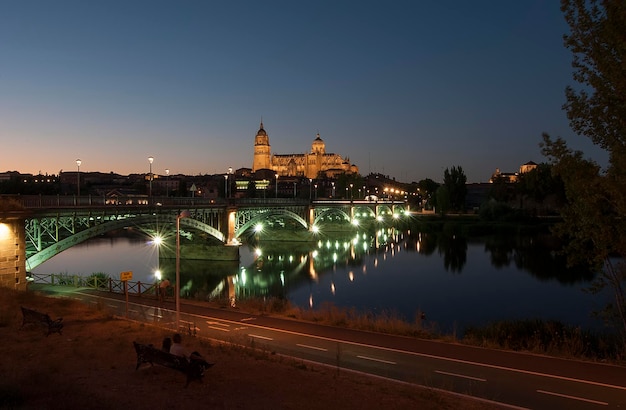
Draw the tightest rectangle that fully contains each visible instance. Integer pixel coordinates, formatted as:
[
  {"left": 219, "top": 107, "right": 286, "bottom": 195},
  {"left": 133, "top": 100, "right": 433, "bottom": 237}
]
[
  {"left": 211, "top": 294, "right": 626, "bottom": 363},
  {"left": 0, "top": 286, "right": 503, "bottom": 410}
]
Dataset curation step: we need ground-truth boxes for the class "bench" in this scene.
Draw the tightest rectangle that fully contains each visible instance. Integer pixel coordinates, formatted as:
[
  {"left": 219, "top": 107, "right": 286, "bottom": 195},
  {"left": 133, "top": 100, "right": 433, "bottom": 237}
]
[
  {"left": 20, "top": 306, "right": 63, "bottom": 336},
  {"left": 133, "top": 342, "right": 213, "bottom": 386}
]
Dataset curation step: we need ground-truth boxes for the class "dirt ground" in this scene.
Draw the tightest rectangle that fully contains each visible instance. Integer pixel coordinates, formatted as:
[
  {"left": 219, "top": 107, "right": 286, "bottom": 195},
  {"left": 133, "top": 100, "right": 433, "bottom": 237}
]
[{"left": 0, "top": 288, "right": 503, "bottom": 409}]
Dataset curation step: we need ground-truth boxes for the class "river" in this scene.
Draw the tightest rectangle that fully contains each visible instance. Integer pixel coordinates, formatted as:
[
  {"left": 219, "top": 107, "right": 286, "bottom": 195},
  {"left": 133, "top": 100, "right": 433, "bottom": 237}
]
[{"left": 30, "top": 228, "right": 604, "bottom": 333}]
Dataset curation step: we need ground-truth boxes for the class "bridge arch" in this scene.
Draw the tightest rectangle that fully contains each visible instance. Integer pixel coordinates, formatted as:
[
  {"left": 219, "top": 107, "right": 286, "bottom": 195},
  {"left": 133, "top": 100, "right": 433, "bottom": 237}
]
[
  {"left": 312, "top": 208, "right": 351, "bottom": 226},
  {"left": 26, "top": 214, "right": 225, "bottom": 270},
  {"left": 236, "top": 209, "right": 308, "bottom": 238}
]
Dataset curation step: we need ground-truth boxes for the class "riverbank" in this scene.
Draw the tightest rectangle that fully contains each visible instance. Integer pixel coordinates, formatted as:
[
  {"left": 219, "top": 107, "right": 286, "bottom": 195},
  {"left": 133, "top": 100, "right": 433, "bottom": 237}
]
[{"left": 0, "top": 286, "right": 502, "bottom": 409}]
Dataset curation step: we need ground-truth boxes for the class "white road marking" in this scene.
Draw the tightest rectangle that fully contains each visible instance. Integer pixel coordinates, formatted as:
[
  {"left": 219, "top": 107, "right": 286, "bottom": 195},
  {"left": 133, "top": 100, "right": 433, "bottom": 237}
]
[
  {"left": 208, "top": 326, "right": 230, "bottom": 332},
  {"left": 537, "top": 390, "right": 608, "bottom": 406},
  {"left": 357, "top": 355, "right": 396, "bottom": 365},
  {"left": 296, "top": 343, "right": 328, "bottom": 352},
  {"left": 435, "top": 370, "right": 486, "bottom": 382},
  {"left": 206, "top": 321, "right": 229, "bottom": 327},
  {"left": 249, "top": 334, "right": 273, "bottom": 341},
  {"left": 241, "top": 317, "right": 256, "bottom": 322}
]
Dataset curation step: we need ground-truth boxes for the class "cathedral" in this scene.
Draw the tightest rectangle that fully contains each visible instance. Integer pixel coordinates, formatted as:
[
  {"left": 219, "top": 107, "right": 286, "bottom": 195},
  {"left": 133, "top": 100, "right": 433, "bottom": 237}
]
[{"left": 252, "top": 122, "right": 358, "bottom": 179}]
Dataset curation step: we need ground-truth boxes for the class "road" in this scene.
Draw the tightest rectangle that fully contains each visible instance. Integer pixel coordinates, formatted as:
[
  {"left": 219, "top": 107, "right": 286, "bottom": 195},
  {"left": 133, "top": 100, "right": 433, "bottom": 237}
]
[{"left": 34, "top": 284, "right": 626, "bottom": 409}]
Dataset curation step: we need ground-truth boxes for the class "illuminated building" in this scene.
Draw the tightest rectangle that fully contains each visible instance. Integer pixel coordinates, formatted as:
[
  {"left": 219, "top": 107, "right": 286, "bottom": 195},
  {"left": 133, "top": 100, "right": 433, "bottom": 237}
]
[{"left": 252, "top": 122, "right": 358, "bottom": 179}]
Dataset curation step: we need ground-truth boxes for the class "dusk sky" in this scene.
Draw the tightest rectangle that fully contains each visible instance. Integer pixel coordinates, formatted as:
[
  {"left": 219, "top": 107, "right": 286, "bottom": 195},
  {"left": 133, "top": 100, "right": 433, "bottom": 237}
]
[{"left": 0, "top": 1, "right": 607, "bottom": 183}]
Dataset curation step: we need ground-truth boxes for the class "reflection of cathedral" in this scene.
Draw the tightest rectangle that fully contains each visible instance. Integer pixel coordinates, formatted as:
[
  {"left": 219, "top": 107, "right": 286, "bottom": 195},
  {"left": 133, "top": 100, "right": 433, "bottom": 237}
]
[{"left": 252, "top": 122, "right": 358, "bottom": 179}]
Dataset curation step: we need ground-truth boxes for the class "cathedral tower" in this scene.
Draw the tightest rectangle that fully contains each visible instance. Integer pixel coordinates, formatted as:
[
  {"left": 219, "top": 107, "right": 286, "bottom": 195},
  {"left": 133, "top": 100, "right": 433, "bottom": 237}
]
[{"left": 252, "top": 121, "right": 271, "bottom": 172}]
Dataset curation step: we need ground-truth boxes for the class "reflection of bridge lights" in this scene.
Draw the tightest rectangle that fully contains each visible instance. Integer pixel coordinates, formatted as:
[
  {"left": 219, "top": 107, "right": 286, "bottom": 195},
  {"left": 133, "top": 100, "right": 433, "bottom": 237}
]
[
  {"left": 362, "top": 242, "right": 368, "bottom": 251},
  {"left": 351, "top": 219, "right": 359, "bottom": 226},
  {"left": 312, "top": 250, "right": 318, "bottom": 258},
  {"left": 348, "top": 271, "right": 354, "bottom": 281},
  {"left": 332, "top": 253, "right": 337, "bottom": 262},
  {"left": 376, "top": 215, "right": 383, "bottom": 222},
  {"left": 392, "top": 213, "right": 399, "bottom": 219},
  {"left": 280, "top": 272, "right": 285, "bottom": 286},
  {"left": 240, "top": 268, "right": 247, "bottom": 285},
  {"left": 331, "top": 282, "right": 336, "bottom": 295},
  {"left": 254, "top": 248, "right": 262, "bottom": 257},
  {"left": 288, "top": 255, "right": 293, "bottom": 262},
  {"left": 309, "top": 294, "right": 313, "bottom": 308}
]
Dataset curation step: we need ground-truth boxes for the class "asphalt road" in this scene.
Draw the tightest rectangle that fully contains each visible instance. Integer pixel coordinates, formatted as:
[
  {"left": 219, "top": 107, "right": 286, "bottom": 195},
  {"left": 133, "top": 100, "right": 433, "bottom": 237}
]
[{"left": 34, "top": 285, "right": 626, "bottom": 409}]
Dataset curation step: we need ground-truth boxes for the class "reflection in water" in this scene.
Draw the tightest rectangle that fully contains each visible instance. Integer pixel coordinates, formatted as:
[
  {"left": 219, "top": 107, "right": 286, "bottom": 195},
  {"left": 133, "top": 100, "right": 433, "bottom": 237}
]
[{"left": 33, "top": 228, "right": 599, "bottom": 331}]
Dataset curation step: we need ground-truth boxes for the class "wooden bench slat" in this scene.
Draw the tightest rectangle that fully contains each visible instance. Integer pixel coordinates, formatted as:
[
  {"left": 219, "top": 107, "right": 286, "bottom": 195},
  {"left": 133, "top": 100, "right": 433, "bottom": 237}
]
[
  {"left": 20, "top": 307, "right": 63, "bottom": 336},
  {"left": 133, "top": 342, "right": 213, "bottom": 387}
]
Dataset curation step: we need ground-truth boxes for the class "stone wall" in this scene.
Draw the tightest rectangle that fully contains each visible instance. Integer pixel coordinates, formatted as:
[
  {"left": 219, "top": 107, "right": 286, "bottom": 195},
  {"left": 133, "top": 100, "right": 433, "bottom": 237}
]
[{"left": 0, "top": 219, "right": 27, "bottom": 291}]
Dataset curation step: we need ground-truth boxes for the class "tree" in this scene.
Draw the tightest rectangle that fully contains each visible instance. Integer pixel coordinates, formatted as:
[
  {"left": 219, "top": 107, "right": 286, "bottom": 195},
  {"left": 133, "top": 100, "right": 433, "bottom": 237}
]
[
  {"left": 541, "top": 0, "right": 626, "bottom": 336},
  {"left": 442, "top": 166, "right": 467, "bottom": 212}
]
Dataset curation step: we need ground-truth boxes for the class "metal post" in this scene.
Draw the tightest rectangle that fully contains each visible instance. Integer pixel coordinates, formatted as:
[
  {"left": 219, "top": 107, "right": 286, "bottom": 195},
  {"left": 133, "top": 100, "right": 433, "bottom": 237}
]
[
  {"left": 175, "top": 210, "right": 189, "bottom": 330},
  {"left": 76, "top": 159, "right": 81, "bottom": 197},
  {"left": 148, "top": 156, "right": 154, "bottom": 203}
]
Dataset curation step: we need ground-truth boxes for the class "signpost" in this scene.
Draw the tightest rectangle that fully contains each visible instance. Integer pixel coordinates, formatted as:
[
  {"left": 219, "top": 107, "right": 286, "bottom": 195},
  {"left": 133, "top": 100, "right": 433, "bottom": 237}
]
[{"left": 120, "top": 271, "right": 133, "bottom": 317}]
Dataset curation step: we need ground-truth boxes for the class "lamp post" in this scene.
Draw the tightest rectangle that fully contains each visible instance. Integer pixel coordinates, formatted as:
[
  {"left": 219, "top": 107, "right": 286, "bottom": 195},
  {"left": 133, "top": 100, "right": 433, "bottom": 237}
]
[
  {"left": 148, "top": 156, "right": 154, "bottom": 203},
  {"left": 275, "top": 174, "right": 279, "bottom": 198},
  {"left": 350, "top": 183, "right": 354, "bottom": 201},
  {"left": 314, "top": 183, "right": 318, "bottom": 200},
  {"left": 309, "top": 178, "right": 312, "bottom": 201},
  {"left": 153, "top": 235, "right": 162, "bottom": 288},
  {"left": 165, "top": 169, "right": 170, "bottom": 197},
  {"left": 224, "top": 174, "right": 228, "bottom": 198},
  {"left": 76, "top": 159, "right": 81, "bottom": 197},
  {"left": 331, "top": 181, "right": 335, "bottom": 198},
  {"left": 228, "top": 167, "right": 233, "bottom": 198},
  {"left": 175, "top": 210, "right": 190, "bottom": 329}
]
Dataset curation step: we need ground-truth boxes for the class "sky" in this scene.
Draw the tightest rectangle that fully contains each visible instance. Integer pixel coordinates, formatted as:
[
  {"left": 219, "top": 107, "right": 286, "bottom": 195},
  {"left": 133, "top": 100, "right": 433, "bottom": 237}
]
[{"left": 0, "top": 0, "right": 607, "bottom": 183}]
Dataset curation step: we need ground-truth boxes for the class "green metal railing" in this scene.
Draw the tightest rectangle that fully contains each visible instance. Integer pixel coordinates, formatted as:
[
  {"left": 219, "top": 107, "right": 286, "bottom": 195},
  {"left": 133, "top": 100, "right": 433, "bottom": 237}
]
[{"left": 28, "top": 272, "right": 158, "bottom": 297}]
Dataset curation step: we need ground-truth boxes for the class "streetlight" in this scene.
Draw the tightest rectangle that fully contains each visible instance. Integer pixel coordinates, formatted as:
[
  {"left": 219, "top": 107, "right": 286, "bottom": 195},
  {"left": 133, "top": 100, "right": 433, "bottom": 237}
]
[
  {"left": 309, "top": 178, "right": 313, "bottom": 200},
  {"left": 165, "top": 169, "right": 170, "bottom": 197},
  {"left": 175, "top": 210, "right": 190, "bottom": 329},
  {"left": 228, "top": 167, "right": 233, "bottom": 198},
  {"left": 350, "top": 183, "right": 354, "bottom": 201},
  {"left": 148, "top": 156, "right": 154, "bottom": 203},
  {"left": 314, "top": 183, "right": 318, "bottom": 200},
  {"left": 275, "top": 173, "right": 279, "bottom": 198},
  {"left": 331, "top": 181, "right": 335, "bottom": 198},
  {"left": 224, "top": 174, "right": 228, "bottom": 198},
  {"left": 76, "top": 159, "right": 81, "bottom": 197},
  {"left": 153, "top": 235, "right": 162, "bottom": 285}
]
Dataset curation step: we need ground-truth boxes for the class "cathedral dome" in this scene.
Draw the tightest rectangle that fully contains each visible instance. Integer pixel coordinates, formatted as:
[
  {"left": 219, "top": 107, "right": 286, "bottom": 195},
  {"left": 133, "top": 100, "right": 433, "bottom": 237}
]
[{"left": 311, "top": 133, "right": 325, "bottom": 154}]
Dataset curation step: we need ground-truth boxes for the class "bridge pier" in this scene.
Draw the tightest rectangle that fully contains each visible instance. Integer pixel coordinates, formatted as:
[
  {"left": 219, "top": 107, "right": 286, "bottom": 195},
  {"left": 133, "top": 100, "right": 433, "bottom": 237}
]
[{"left": 0, "top": 217, "right": 27, "bottom": 290}]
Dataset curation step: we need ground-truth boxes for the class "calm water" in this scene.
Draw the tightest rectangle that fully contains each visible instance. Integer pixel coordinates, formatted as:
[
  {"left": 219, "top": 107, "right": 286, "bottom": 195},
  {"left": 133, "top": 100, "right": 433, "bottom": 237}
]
[{"left": 31, "top": 229, "right": 604, "bottom": 333}]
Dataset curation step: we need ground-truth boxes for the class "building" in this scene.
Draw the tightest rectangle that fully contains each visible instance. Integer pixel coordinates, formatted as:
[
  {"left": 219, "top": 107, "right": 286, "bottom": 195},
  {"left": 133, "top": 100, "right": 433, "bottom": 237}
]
[
  {"left": 489, "top": 161, "right": 538, "bottom": 183},
  {"left": 252, "top": 122, "right": 358, "bottom": 179}
]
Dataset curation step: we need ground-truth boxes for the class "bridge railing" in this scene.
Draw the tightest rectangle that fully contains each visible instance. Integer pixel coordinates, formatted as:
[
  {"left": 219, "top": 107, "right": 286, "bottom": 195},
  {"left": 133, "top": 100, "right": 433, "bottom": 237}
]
[{"left": 28, "top": 272, "right": 158, "bottom": 297}]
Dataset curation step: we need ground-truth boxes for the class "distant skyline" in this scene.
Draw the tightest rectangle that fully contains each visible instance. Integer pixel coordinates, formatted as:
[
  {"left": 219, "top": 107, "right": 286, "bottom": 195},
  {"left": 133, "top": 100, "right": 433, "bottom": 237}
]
[{"left": 0, "top": 1, "right": 607, "bottom": 183}]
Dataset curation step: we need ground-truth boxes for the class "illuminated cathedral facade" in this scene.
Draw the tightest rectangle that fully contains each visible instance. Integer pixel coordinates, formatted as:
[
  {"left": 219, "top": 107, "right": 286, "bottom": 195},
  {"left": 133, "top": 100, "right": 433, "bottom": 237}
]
[{"left": 252, "top": 122, "right": 358, "bottom": 179}]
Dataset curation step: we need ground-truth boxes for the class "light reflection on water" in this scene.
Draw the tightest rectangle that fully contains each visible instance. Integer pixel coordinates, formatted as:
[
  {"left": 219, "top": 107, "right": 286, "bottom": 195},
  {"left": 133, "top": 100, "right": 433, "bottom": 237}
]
[{"left": 31, "top": 229, "right": 602, "bottom": 332}]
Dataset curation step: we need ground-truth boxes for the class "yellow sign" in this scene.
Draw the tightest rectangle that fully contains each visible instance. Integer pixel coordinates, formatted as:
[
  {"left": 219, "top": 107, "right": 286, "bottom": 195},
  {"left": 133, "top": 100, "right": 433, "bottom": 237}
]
[{"left": 120, "top": 271, "right": 133, "bottom": 281}]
